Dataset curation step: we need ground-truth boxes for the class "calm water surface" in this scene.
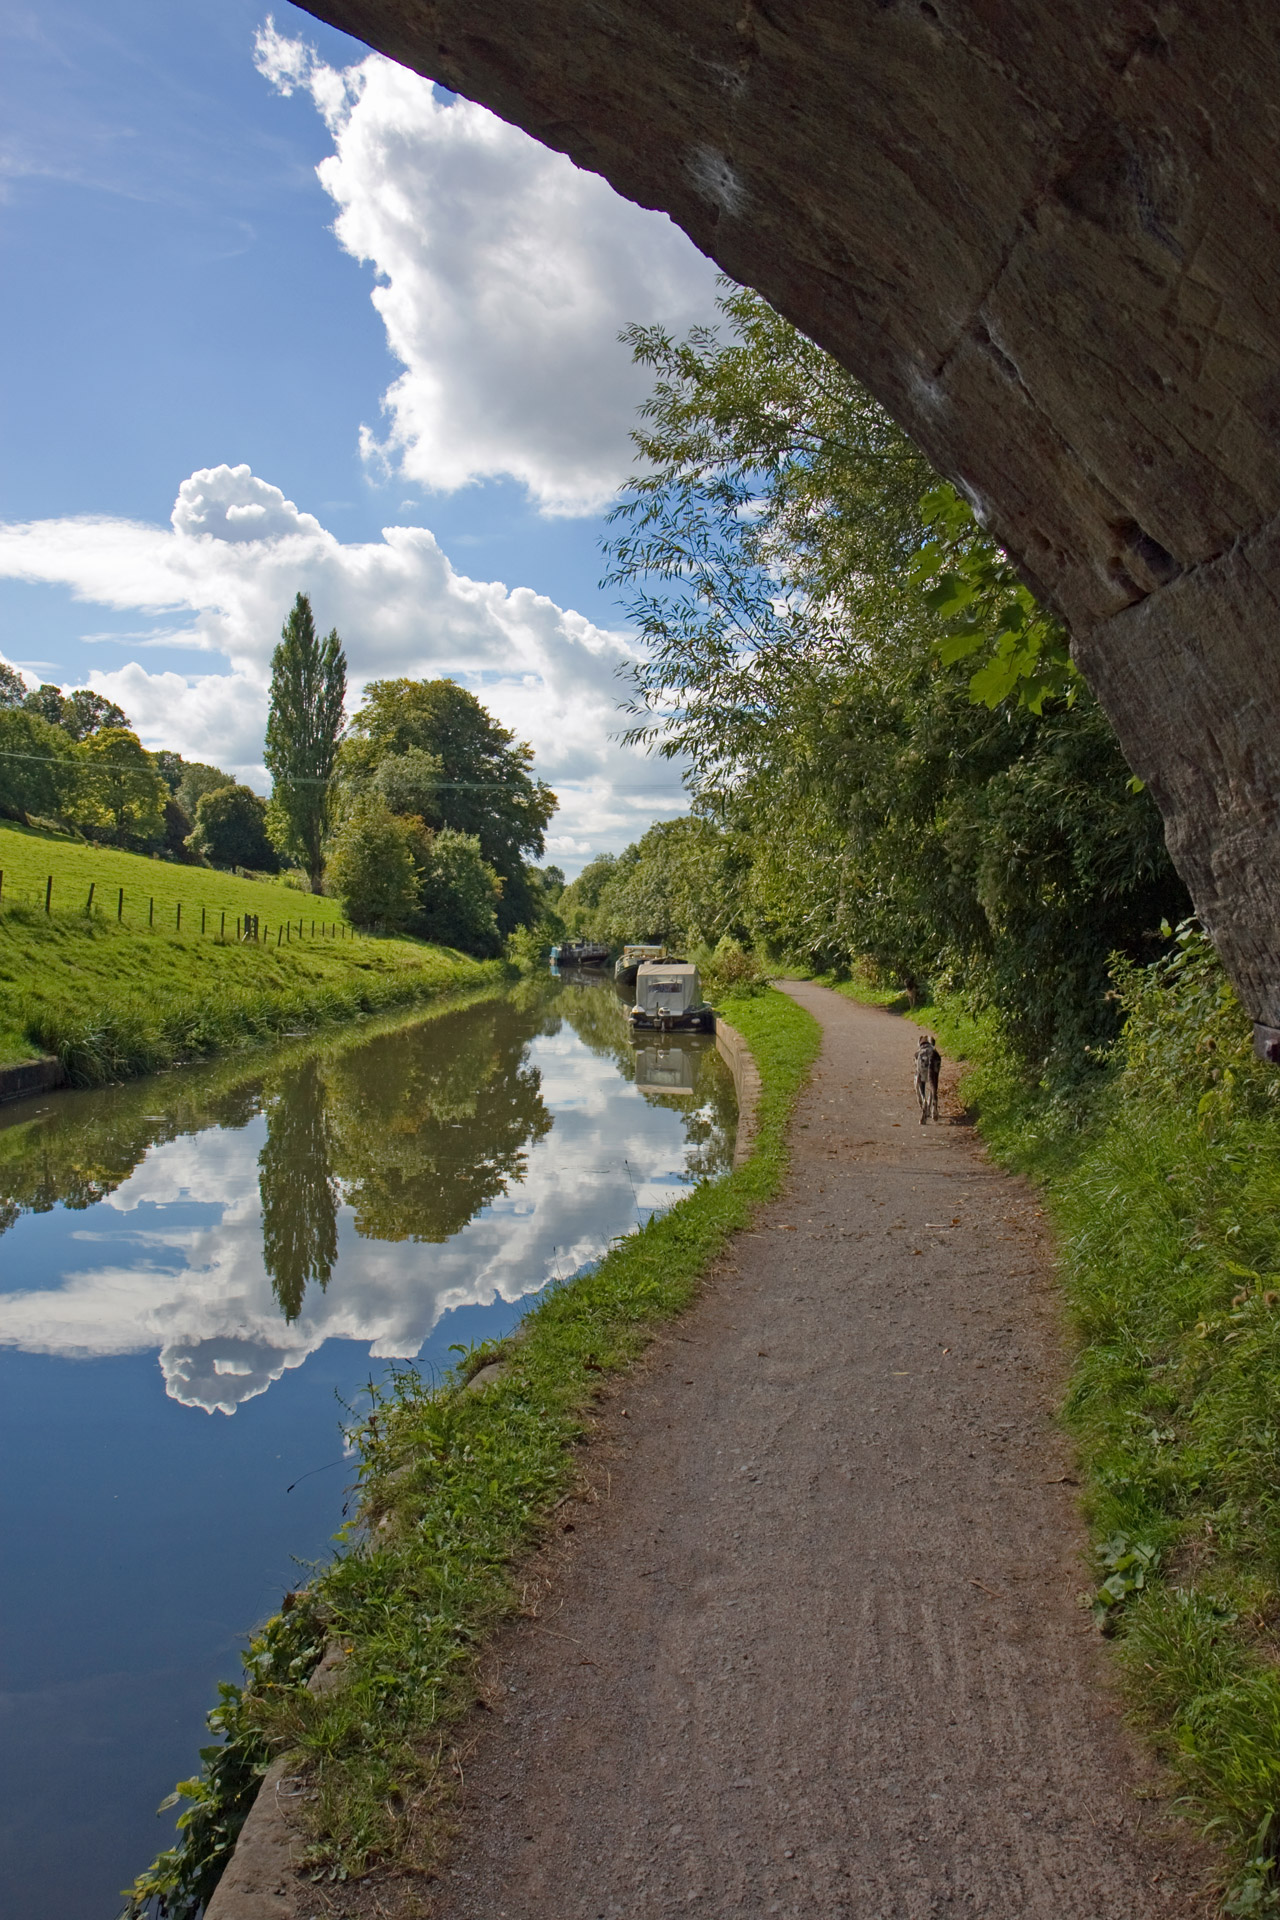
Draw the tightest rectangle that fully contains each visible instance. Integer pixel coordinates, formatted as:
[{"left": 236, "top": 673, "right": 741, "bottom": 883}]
[{"left": 0, "top": 975, "right": 735, "bottom": 1919}]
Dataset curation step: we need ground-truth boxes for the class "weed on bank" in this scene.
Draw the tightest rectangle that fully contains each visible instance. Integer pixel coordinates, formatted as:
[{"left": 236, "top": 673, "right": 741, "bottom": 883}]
[
  {"left": 835, "top": 934, "right": 1280, "bottom": 1913},
  {"left": 119, "top": 987, "right": 821, "bottom": 1918}
]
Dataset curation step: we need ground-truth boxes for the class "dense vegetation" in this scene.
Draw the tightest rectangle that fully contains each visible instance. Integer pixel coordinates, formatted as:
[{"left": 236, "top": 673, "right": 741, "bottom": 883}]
[
  {"left": 0, "top": 602, "right": 560, "bottom": 962},
  {"left": 567, "top": 285, "right": 1187, "bottom": 1067},
  {"left": 333, "top": 676, "right": 558, "bottom": 940}
]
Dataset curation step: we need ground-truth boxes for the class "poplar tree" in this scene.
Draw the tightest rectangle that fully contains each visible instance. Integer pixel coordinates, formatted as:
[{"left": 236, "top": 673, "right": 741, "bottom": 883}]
[{"left": 264, "top": 592, "right": 347, "bottom": 892}]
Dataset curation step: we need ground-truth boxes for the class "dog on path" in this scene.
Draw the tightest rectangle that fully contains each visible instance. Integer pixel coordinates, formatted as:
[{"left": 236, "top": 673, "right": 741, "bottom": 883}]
[{"left": 914, "top": 1032, "right": 941, "bottom": 1124}]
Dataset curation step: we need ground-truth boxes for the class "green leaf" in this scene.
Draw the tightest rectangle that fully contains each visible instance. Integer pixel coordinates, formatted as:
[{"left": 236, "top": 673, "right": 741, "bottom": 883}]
[{"left": 934, "top": 628, "right": 987, "bottom": 667}]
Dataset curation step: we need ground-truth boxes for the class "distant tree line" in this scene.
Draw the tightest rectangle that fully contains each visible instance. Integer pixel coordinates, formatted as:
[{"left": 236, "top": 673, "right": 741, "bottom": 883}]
[{"left": 0, "top": 592, "right": 561, "bottom": 960}]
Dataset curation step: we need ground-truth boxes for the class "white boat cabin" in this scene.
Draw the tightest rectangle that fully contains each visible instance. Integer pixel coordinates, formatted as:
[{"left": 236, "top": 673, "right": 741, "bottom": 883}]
[{"left": 633, "top": 961, "right": 702, "bottom": 1021}]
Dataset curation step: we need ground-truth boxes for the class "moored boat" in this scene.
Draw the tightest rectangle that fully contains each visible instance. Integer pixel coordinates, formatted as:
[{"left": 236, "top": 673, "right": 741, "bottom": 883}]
[
  {"left": 628, "top": 961, "right": 715, "bottom": 1032},
  {"left": 551, "top": 940, "right": 612, "bottom": 969},
  {"left": 614, "top": 942, "right": 667, "bottom": 986}
]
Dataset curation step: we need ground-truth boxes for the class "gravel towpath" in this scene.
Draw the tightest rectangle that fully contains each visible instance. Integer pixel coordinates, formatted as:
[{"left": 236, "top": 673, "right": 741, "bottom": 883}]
[{"left": 418, "top": 981, "right": 1206, "bottom": 1919}]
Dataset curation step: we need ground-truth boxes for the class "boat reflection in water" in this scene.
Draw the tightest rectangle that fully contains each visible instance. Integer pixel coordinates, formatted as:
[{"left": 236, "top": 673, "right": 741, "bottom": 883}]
[{"left": 633, "top": 1040, "right": 702, "bottom": 1096}]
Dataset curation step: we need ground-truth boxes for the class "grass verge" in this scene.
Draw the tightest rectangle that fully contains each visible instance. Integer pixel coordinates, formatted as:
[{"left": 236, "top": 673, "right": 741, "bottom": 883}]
[
  {"left": 120, "top": 986, "right": 821, "bottom": 1919},
  {"left": 826, "top": 939, "right": 1280, "bottom": 1913}
]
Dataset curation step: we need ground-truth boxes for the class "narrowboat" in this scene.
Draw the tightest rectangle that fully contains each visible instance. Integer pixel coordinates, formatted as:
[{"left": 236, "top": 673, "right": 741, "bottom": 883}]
[
  {"left": 614, "top": 942, "right": 667, "bottom": 986},
  {"left": 628, "top": 961, "right": 715, "bottom": 1032},
  {"left": 550, "top": 940, "right": 612, "bottom": 969}
]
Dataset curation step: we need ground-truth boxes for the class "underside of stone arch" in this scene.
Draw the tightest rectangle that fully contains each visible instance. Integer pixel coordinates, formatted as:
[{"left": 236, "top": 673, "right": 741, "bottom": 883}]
[{"left": 302, "top": 0, "right": 1280, "bottom": 1040}]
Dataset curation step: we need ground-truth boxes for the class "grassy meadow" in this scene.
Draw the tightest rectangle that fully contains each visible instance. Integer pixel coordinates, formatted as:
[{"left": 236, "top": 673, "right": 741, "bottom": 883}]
[
  {"left": 0, "top": 818, "right": 342, "bottom": 930},
  {"left": 0, "top": 821, "right": 505, "bottom": 1080}
]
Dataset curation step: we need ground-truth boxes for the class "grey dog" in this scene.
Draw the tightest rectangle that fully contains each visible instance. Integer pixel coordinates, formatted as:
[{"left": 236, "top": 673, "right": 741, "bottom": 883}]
[{"left": 915, "top": 1032, "right": 941, "bottom": 1123}]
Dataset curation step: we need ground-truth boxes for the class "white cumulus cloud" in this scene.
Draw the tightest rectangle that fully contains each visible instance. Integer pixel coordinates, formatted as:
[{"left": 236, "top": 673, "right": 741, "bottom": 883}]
[
  {"left": 0, "top": 464, "right": 686, "bottom": 861},
  {"left": 253, "top": 18, "right": 719, "bottom": 516}
]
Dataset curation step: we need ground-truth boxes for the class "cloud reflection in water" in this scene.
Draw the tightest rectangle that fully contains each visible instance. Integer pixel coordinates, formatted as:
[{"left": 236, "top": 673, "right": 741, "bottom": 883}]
[{"left": 0, "top": 985, "right": 734, "bottom": 1412}]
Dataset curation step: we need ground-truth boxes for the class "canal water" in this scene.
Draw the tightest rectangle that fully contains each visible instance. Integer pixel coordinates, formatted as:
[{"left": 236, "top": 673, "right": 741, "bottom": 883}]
[{"left": 0, "top": 975, "right": 736, "bottom": 1919}]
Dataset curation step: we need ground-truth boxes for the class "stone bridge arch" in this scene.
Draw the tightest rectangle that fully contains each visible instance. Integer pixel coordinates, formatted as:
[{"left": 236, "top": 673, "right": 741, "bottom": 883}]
[{"left": 302, "top": 0, "right": 1280, "bottom": 1044}]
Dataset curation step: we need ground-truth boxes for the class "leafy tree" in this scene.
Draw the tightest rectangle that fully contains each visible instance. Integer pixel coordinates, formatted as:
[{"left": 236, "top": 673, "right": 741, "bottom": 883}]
[
  {"left": 371, "top": 746, "right": 442, "bottom": 821},
  {"left": 342, "top": 679, "right": 555, "bottom": 932},
  {"left": 163, "top": 795, "right": 197, "bottom": 861},
  {"left": 69, "top": 727, "right": 167, "bottom": 846},
  {"left": 0, "top": 661, "right": 26, "bottom": 708},
  {"left": 264, "top": 592, "right": 346, "bottom": 893},
  {"left": 0, "top": 708, "right": 76, "bottom": 821},
  {"left": 604, "top": 285, "right": 1188, "bottom": 1063},
  {"left": 325, "top": 795, "right": 419, "bottom": 930},
  {"left": 60, "top": 689, "right": 131, "bottom": 741},
  {"left": 410, "top": 828, "right": 503, "bottom": 956},
  {"left": 177, "top": 761, "right": 236, "bottom": 819},
  {"left": 571, "top": 816, "right": 749, "bottom": 952},
  {"left": 559, "top": 853, "right": 618, "bottom": 934},
  {"left": 187, "top": 784, "right": 278, "bottom": 871},
  {"left": 19, "top": 682, "right": 131, "bottom": 740},
  {"left": 24, "top": 683, "right": 70, "bottom": 727}
]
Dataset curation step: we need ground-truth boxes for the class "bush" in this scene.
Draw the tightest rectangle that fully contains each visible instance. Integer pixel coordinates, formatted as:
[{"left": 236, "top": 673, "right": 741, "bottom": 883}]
[
  {"left": 187, "top": 784, "right": 278, "bottom": 872},
  {"left": 410, "top": 828, "right": 503, "bottom": 956},
  {"left": 326, "top": 797, "right": 419, "bottom": 930},
  {"left": 694, "top": 937, "right": 770, "bottom": 999}
]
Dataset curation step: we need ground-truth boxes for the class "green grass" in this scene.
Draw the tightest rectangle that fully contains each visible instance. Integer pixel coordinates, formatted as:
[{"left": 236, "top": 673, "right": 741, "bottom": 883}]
[
  {"left": 0, "top": 818, "right": 329, "bottom": 926},
  {"left": 0, "top": 820, "right": 503, "bottom": 1080},
  {"left": 119, "top": 987, "right": 822, "bottom": 1919},
  {"left": 825, "top": 940, "right": 1280, "bottom": 1914}
]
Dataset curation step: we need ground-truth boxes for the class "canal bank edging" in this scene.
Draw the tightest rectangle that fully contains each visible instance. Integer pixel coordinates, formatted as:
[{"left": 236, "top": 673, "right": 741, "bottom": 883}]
[
  {"left": 0, "top": 1055, "right": 66, "bottom": 1104},
  {"left": 714, "top": 1015, "right": 761, "bottom": 1167},
  {"left": 201, "top": 1014, "right": 764, "bottom": 1920},
  {"left": 203, "top": 1646, "right": 348, "bottom": 1920}
]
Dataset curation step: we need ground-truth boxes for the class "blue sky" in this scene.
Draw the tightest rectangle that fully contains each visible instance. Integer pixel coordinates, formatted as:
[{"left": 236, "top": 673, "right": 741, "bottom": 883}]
[{"left": 0, "top": 0, "right": 720, "bottom": 863}]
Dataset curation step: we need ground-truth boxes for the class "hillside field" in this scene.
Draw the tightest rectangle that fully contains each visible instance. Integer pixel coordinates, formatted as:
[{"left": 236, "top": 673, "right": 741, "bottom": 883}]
[
  {"left": 0, "top": 821, "right": 504, "bottom": 1080},
  {"left": 0, "top": 819, "right": 345, "bottom": 932}
]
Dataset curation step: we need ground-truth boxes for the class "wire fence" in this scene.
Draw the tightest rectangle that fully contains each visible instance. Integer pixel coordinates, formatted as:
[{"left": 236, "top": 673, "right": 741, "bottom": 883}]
[{"left": 0, "top": 868, "right": 355, "bottom": 946}]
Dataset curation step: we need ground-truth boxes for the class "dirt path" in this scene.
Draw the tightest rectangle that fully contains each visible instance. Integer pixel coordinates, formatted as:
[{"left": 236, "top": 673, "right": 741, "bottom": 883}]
[{"left": 412, "top": 982, "right": 1207, "bottom": 1918}]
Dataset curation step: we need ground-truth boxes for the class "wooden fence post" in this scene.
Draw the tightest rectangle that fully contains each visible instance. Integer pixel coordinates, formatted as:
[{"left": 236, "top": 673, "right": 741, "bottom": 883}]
[{"left": 45, "top": 875, "right": 52, "bottom": 914}]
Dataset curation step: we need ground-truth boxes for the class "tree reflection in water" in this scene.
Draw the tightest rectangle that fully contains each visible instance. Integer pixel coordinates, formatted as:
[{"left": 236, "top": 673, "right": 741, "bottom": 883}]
[
  {"left": 0, "top": 979, "right": 733, "bottom": 1325},
  {"left": 322, "top": 999, "right": 554, "bottom": 1247},
  {"left": 258, "top": 1058, "right": 339, "bottom": 1322}
]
